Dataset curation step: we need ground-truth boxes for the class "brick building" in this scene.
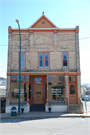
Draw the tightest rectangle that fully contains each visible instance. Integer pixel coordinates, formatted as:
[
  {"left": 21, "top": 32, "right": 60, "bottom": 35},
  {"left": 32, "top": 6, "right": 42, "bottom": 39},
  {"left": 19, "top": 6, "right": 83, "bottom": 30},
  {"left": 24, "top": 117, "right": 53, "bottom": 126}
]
[{"left": 6, "top": 14, "right": 83, "bottom": 113}]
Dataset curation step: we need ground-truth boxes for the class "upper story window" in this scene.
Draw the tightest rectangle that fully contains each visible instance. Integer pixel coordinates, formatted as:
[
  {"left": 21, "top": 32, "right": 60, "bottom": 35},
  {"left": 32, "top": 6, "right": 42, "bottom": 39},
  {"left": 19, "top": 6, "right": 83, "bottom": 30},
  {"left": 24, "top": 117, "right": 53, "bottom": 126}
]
[
  {"left": 45, "top": 53, "right": 49, "bottom": 67},
  {"left": 62, "top": 52, "right": 68, "bottom": 67},
  {"left": 39, "top": 53, "right": 43, "bottom": 68},
  {"left": 21, "top": 53, "right": 25, "bottom": 68},
  {"left": 39, "top": 52, "right": 49, "bottom": 68}
]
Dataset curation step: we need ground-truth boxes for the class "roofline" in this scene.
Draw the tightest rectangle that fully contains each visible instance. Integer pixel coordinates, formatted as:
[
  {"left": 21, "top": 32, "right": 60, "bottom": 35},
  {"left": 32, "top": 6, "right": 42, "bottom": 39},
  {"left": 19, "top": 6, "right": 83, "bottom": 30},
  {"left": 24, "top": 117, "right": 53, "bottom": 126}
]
[{"left": 8, "top": 27, "right": 79, "bottom": 33}]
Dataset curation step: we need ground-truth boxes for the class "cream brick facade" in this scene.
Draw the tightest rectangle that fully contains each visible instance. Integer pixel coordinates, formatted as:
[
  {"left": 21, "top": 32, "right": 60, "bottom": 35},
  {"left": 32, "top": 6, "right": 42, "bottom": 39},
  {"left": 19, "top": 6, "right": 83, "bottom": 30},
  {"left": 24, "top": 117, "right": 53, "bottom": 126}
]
[
  {"left": 6, "top": 15, "right": 82, "bottom": 113},
  {"left": 8, "top": 32, "right": 79, "bottom": 72}
]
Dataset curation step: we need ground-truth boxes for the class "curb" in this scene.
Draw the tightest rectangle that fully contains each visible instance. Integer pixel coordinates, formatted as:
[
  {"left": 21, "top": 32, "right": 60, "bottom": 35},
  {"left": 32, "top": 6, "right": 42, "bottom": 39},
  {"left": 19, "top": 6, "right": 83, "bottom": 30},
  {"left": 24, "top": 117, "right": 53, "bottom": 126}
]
[{"left": 1, "top": 115, "right": 90, "bottom": 119}]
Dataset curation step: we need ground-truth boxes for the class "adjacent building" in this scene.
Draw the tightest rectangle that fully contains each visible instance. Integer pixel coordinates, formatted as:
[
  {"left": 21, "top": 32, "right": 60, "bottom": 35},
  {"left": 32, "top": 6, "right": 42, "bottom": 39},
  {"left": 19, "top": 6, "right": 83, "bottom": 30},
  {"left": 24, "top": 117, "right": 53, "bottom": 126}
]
[
  {"left": 6, "top": 14, "right": 83, "bottom": 113},
  {"left": 0, "top": 77, "right": 6, "bottom": 113}
]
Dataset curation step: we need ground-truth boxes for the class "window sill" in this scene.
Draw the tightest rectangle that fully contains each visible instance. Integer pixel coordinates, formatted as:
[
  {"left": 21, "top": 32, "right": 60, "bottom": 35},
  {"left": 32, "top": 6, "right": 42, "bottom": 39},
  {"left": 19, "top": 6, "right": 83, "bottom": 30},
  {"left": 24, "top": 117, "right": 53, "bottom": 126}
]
[
  {"left": 38, "top": 67, "right": 50, "bottom": 69},
  {"left": 62, "top": 66, "right": 69, "bottom": 68},
  {"left": 21, "top": 67, "right": 26, "bottom": 69}
]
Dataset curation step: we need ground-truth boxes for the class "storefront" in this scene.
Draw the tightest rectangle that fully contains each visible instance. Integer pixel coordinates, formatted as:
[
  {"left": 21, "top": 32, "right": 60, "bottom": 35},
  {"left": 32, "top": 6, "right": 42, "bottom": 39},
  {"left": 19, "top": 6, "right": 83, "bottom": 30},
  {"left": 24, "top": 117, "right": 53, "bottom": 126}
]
[{"left": 6, "top": 72, "right": 79, "bottom": 113}]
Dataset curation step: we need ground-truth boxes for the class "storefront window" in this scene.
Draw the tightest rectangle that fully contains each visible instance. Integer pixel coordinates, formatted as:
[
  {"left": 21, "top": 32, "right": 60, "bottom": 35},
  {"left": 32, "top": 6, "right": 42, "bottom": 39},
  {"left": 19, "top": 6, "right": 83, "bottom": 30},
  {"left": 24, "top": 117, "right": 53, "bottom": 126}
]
[
  {"left": 48, "top": 75, "right": 64, "bottom": 83},
  {"left": 11, "top": 83, "right": 27, "bottom": 102},
  {"left": 11, "top": 75, "right": 27, "bottom": 82},
  {"left": 48, "top": 83, "right": 65, "bottom": 101}
]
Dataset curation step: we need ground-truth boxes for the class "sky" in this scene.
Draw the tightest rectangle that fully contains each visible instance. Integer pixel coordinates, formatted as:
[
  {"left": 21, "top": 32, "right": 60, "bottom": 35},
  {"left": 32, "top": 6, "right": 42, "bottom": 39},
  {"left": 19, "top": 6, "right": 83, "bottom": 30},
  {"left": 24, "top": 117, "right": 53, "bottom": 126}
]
[{"left": 0, "top": 0, "right": 90, "bottom": 84}]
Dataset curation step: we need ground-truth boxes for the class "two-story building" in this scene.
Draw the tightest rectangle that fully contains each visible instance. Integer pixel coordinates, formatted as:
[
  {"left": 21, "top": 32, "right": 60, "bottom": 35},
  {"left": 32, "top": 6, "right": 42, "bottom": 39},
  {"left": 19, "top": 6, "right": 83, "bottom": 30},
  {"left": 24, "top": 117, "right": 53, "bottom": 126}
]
[{"left": 6, "top": 14, "right": 83, "bottom": 113}]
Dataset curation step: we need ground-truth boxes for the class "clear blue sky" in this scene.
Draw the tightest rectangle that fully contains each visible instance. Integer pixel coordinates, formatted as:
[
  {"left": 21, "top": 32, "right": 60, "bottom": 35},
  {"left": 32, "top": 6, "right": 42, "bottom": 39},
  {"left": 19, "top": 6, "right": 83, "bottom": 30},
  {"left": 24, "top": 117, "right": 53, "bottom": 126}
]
[{"left": 0, "top": 0, "right": 90, "bottom": 84}]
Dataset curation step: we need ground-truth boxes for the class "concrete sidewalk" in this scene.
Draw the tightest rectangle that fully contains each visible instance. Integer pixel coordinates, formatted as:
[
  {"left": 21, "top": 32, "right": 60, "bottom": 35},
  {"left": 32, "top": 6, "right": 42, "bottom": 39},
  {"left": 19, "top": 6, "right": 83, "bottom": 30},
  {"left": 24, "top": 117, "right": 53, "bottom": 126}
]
[{"left": 0, "top": 111, "right": 90, "bottom": 119}]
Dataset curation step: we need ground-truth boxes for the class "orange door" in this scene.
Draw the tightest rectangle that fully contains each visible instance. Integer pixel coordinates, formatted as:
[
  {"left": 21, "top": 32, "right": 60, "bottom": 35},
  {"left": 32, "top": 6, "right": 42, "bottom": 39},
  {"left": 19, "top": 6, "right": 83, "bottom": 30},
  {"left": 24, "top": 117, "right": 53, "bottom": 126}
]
[
  {"left": 35, "top": 85, "right": 42, "bottom": 104},
  {"left": 69, "top": 84, "right": 77, "bottom": 104}
]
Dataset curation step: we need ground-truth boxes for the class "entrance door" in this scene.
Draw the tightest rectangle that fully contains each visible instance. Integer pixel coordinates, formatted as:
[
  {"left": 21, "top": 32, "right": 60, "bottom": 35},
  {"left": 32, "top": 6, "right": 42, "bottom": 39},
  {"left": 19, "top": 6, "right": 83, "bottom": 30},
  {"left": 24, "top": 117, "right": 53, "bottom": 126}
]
[
  {"left": 35, "top": 85, "right": 42, "bottom": 104},
  {"left": 69, "top": 84, "right": 77, "bottom": 104}
]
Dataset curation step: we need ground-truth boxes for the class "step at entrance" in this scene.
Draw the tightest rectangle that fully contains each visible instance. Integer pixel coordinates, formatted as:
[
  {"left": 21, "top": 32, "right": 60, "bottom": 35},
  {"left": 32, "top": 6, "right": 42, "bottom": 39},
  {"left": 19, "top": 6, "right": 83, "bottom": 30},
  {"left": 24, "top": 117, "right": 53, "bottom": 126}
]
[
  {"left": 30, "top": 104, "right": 45, "bottom": 112},
  {"left": 69, "top": 104, "right": 83, "bottom": 113}
]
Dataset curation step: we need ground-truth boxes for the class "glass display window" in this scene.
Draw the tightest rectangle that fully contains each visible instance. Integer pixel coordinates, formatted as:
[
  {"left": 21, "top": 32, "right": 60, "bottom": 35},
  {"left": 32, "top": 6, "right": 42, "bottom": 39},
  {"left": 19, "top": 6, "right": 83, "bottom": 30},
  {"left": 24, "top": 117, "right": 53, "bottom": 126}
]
[
  {"left": 11, "top": 83, "right": 27, "bottom": 102},
  {"left": 48, "top": 83, "right": 65, "bottom": 101}
]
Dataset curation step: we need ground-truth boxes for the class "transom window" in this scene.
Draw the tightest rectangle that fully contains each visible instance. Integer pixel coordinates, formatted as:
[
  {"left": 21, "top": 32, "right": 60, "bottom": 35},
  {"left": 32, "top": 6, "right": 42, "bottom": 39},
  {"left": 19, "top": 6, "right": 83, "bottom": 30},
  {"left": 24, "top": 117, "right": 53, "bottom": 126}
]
[
  {"left": 35, "top": 78, "right": 42, "bottom": 84},
  {"left": 48, "top": 75, "right": 64, "bottom": 83},
  {"left": 63, "top": 52, "right": 68, "bottom": 67},
  {"left": 69, "top": 76, "right": 75, "bottom": 82},
  {"left": 39, "top": 52, "right": 49, "bottom": 68}
]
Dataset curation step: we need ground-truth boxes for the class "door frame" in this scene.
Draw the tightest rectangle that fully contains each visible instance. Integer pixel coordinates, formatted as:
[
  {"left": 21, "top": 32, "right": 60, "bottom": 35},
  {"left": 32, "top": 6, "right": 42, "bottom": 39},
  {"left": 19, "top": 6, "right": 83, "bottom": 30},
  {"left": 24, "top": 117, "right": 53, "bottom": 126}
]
[
  {"left": 69, "top": 83, "right": 77, "bottom": 104},
  {"left": 33, "top": 76, "right": 44, "bottom": 104}
]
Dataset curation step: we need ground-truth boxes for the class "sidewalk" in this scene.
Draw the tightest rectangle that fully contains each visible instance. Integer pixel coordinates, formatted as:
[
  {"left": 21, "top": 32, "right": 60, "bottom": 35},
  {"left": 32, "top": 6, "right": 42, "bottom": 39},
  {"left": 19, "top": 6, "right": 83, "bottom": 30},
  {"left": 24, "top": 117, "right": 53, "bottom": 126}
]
[{"left": 0, "top": 111, "right": 90, "bottom": 119}]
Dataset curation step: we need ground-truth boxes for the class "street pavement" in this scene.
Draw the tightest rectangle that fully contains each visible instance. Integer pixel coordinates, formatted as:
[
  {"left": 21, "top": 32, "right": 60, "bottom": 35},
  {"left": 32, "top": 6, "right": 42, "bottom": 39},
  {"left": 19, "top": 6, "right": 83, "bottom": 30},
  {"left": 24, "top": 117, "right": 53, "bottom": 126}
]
[{"left": 0, "top": 117, "right": 90, "bottom": 135}]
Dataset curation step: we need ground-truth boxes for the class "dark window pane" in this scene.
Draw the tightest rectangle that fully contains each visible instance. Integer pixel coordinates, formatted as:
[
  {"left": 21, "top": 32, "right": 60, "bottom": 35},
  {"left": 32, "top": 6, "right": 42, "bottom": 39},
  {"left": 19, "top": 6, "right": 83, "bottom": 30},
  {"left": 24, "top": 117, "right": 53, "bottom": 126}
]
[
  {"left": 11, "top": 76, "right": 13, "bottom": 82},
  {"left": 45, "top": 60, "right": 48, "bottom": 67},
  {"left": 39, "top": 53, "right": 43, "bottom": 59},
  {"left": 57, "top": 76, "right": 59, "bottom": 82},
  {"left": 45, "top": 84, "right": 47, "bottom": 99},
  {"left": 63, "top": 53, "right": 68, "bottom": 66},
  {"left": 63, "top": 53, "right": 67, "bottom": 59},
  {"left": 45, "top": 53, "right": 49, "bottom": 59},
  {"left": 29, "top": 76, "right": 32, "bottom": 83},
  {"left": 48, "top": 75, "right": 51, "bottom": 82},
  {"left": 39, "top": 53, "right": 43, "bottom": 67},
  {"left": 26, "top": 76, "right": 27, "bottom": 82},
  {"left": 62, "top": 76, "right": 64, "bottom": 82},
  {"left": 39, "top": 60, "right": 43, "bottom": 67},
  {"left": 63, "top": 60, "right": 67, "bottom": 66},
  {"left": 29, "top": 84, "right": 31, "bottom": 99},
  {"left": 59, "top": 76, "right": 61, "bottom": 82},
  {"left": 70, "top": 85, "right": 75, "bottom": 94}
]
